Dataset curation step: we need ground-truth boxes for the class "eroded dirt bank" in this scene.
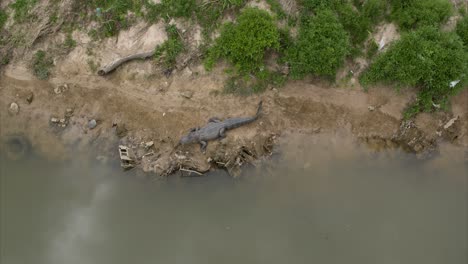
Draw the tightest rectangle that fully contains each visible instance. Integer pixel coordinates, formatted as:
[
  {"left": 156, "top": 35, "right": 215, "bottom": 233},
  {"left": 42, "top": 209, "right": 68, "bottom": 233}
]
[{"left": 1, "top": 61, "right": 466, "bottom": 177}]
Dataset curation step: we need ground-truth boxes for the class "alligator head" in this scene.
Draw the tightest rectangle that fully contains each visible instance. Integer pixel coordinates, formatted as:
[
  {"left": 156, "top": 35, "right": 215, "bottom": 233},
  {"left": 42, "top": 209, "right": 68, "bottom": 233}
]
[{"left": 179, "top": 131, "right": 199, "bottom": 145}]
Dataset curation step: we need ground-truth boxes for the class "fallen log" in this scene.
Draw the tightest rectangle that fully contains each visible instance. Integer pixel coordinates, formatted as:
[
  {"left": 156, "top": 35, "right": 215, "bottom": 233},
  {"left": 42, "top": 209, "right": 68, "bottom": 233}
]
[{"left": 97, "top": 50, "right": 154, "bottom": 76}]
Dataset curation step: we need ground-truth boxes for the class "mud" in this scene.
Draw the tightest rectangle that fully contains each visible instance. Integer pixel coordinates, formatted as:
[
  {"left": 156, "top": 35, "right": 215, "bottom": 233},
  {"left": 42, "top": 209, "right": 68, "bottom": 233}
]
[{"left": 1, "top": 61, "right": 466, "bottom": 177}]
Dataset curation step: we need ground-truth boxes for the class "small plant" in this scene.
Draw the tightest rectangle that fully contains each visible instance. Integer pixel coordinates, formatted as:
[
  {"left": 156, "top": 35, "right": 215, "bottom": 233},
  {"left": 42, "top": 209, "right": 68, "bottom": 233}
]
[
  {"left": 160, "top": 0, "right": 196, "bottom": 18},
  {"left": 63, "top": 33, "right": 77, "bottom": 50},
  {"left": 32, "top": 50, "right": 54, "bottom": 80},
  {"left": 456, "top": 15, "right": 468, "bottom": 47},
  {"left": 87, "top": 59, "right": 99, "bottom": 72},
  {"left": 9, "top": 0, "right": 37, "bottom": 23},
  {"left": 286, "top": 9, "right": 350, "bottom": 78},
  {"left": 0, "top": 9, "right": 7, "bottom": 29},
  {"left": 366, "top": 39, "right": 379, "bottom": 59},
  {"left": 204, "top": 7, "right": 280, "bottom": 73},
  {"left": 360, "top": 26, "right": 468, "bottom": 117},
  {"left": 154, "top": 24, "right": 184, "bottom": 69},
  {"left": 223, "top": 69, "right": 286, "bottom": 95},
  {"left": 390, "top": 0, "right": 452, "bottom": 30}
]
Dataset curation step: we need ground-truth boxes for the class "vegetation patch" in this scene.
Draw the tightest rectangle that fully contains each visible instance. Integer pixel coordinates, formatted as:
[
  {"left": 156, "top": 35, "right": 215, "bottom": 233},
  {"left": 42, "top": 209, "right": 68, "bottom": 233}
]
[
  {"left": 9, "top": 0, "right": 37, "bottom": 23},
  {"left": 299, "top": 0, "right": 387, "bottom": 53},
  {"left": 204, "top": 7, "right": 280, "bottom": 73},
  {"left": 456, "top": 15, "right": 468, "bottom": 47},
  {"left": 32, "top": 50, "right": 54, "bottom": 80},
  {"left": 0, "top": 9, "right": 7, "bottom": 29},
  {"left": 360, "top": 27, "right": 468, "bottom": 118},
  {"left": 154, "top": 24, "right": 184, "bottom": 70},
  {"left": 285, "top": 9, "right": 350, "bottom": 78},
  {"left": 223, "top": 69, "right": 286, "bottom": 95},
  {"left": 390, "top": 0, "right": 452, "bottom": 30}
]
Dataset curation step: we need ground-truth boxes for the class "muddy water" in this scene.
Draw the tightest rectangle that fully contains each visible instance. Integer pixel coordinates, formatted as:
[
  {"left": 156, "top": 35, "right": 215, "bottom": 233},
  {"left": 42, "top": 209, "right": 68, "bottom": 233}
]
[{"left": 0, "top": 135, "right": 467, "bottom": 264}]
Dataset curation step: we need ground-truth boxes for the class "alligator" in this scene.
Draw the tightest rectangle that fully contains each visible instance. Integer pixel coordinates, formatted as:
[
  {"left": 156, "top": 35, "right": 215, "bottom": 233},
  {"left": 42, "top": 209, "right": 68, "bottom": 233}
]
[{"left": 179, "top": 101, "right": 263, "bottom": 153}]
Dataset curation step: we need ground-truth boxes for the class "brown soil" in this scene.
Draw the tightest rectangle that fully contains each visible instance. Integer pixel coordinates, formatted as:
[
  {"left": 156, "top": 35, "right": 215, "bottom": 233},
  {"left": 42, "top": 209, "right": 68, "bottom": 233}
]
[{"left": 1, "top": 60, "right": 467, "bottom": 177}]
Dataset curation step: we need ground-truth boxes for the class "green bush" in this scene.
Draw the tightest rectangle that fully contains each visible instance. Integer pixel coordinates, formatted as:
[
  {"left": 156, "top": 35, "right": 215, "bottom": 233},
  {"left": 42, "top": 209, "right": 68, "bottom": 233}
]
[
  {"left": 390, "top": 0, "right": 452, "bottom": 30},
  {"left": 361, "top": 27, "right": 468, "bottom": 116},
  {"left": 9, "top": 0, "right": 37, "bottom": 22},
  {"left": 204, "top": 8, "right": 280, "bottom": 73},
  {"left": 300, "top": 0, "right": 387, "bottom": 48},
  {"left": 0, "top": 9, "right": 7, "bottom": 29},
  {"left": 160, "top": 0, "right": 196, "bottom": 18},
  {"left": 32, "top": 50, "right": 54, "bottom": 80},
  {"left": 286, "top": 9, "right": 350, "bottom": 78},
  {"left": 456, "top": 15, "right": 468, "bottom": 47},
  {"left": 154, "top": 24, "right": 184, "bottom": 69}
]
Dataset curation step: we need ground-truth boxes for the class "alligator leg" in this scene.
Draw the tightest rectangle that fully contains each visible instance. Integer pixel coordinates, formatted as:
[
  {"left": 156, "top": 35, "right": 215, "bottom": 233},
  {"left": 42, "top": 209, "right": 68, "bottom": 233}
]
[
  {"left": 218, "top": 128, "right": 226, "bottom": 139},
  {"left": 189, "top": 127, "right": 200, "bottom": 132},
  {"left": 200, "top": 141, "right": 208, "bottom": 153},
  {"left": 208, "top": 117, "right": 222, "bottom": 123}
]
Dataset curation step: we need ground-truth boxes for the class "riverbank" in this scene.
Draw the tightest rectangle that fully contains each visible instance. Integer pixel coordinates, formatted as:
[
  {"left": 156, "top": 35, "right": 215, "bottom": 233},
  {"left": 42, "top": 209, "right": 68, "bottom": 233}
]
[{"left": 1, "top": 61, "right": 466, "bottom": 176}]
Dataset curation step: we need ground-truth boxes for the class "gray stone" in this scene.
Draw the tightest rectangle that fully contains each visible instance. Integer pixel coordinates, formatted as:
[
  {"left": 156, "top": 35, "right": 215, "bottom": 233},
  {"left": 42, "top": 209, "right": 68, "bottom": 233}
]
[
  {"left": 9, "top": 102, "right": 19, "bottom": 114},
  {"left": 180, "top": 90, "right": 193, "bottom": 99},
  {"left": 51, "top": 117, "right": 59, "bottom": 123},
  {"left": 88, "top": 119, "right": 97, "bottom": 129}
]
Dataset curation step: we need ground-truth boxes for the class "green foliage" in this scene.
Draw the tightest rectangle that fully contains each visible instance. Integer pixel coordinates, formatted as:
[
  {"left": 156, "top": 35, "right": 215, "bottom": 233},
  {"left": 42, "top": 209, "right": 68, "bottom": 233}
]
[
  {"left": 366, "top": 39, "right": 379, "bottom": 59},
  {"left": 63, "top": 33, "right": 77, "bottom": 50},
  {"left": 266, "top": 0, "right": 288, "bottom": 20},
  {"left": 286, "top": 9, "right": 350, "bottom": 78},
  {"left": 223, "top": 70, "right": 286, "bottom": 95},
  {"left": 300, "top": 0, "right": 387, "bottom": 48},
  {"left": 32, "top": 50, "right": 54, "bottom": 80},
  {"left": 196, "top": 0, "right": 246, "bottom": 31},
  {"left": 456, "top": 15, "right": 468, "bottom": 47},
  {"left": 204, "top": 8, "right": 280, "bottom": 73},
  {"left": 0, "top": 9, "right": 7, "bottom": 29},
  {"left": 9, "top": 0, "right": 37, "bottom": 22},
  {"left": 154, "top": 24, "right": 184, "bottom": 69},
  {"left": 390, "top": 0, "right": 452, "bottom": 30},
  {"left": 160, "top": 0, "right": 196, "bottom": 18},
  {"left": 361, "top": 27, "right": 468, "bottom": 116}
]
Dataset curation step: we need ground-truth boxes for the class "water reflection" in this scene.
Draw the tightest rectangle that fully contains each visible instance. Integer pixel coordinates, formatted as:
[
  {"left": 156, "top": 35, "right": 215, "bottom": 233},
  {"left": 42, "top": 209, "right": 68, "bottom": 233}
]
[{"left": 0, "top": 134, "right": 466, "bottom": 264}]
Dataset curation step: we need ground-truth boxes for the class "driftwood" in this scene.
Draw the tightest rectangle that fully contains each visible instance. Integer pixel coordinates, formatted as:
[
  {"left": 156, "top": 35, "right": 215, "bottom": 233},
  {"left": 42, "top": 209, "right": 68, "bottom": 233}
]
[{"left": 97, "top": 51, "right": 154, "bottom": 76}]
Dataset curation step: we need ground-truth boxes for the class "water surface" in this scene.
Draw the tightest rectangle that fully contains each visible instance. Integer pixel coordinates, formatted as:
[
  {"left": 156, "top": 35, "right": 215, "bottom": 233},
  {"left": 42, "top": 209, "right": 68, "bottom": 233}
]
[{"left": 1, "top": 135, "right": 466, "bottom": 264}]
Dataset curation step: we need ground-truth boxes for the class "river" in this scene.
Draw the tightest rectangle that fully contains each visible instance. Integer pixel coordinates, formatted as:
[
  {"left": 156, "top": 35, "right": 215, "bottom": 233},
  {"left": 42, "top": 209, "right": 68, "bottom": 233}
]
[{"left": 0, "top": 134, "right": 466, "bottom": 264}]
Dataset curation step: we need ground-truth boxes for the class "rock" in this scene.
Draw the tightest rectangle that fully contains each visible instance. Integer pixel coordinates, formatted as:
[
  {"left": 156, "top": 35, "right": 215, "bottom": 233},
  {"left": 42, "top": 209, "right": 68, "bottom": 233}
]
[
  {"left": 26, "top": 93, "right": 34, "bottom": 104},
  {"left": 51, "top": 117, "right": 59, "bottom": 123},
  {"left": 180, "top": 91, "right": 193, "bottom": 99},
  {"left": 162, "top": 112, "right": 166, "bottom": 117},
  {"left": 88, "top": 119, "right": 97, "bottom": 129},
  {"left": 443, "top": 116, "right": 458, "bottom": 130},
  {"left": 66, "top": 108, "right": 73, "bottom": 115},
  {"left": 8, "top": 102, "right": 19, "bottom": 115},
  {"left": 54, "top": 87, "right": 62, "bottom": 94},
  {"left": 145, "top": 141, "right": 154, "bottom": 148},
  {"left": 182, "top": 67, "right": 192, "bottom": 78},
  {"left": 368, "top": 106, "right": 375, "bottom": 111},
  {"left": 59, "top": 118, "right": 66, "bottom": 123}
]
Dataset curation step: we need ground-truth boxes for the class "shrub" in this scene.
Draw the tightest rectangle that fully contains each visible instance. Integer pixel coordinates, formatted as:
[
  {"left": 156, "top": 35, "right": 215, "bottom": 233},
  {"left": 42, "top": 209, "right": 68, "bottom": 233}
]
[
  {"left": 390, "top": 0, "right": 452, "bottom": 30},
  {"left": 32, "top": 50, "right": 54, "bottom": 80},
  {"left": 160, "top": 0, "right": 196, "bottom": 18},
  {"left": 300, "top": 0, "right": 387, "bottom": 48},
  {"left": 154, "top": 24, "right": 184, "bottom": 69},
  {"left": 361, "top": 27, "right": 468, "bottom": 116},
  {"left": 456, "top": 15, "right": 468, "bottom": 47},
  {"left": 204, "top": 8, "right": 280, "bottom": 73},
  {"left": 286, "top": 9, "right": 350, "bottom": 78}
]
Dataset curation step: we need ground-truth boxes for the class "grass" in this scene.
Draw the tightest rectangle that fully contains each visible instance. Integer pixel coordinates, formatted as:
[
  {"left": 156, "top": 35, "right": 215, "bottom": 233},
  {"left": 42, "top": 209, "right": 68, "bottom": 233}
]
[
  {"left": 32, "top": 50, "right": 54, "bottom": 80},
  {"left": 0, "top": 9, "right": 7, "bottom": 29},
  {"left": 154, "top": 24, "right": 184, "bottom": 69},
  {"left": 456, "top": 15, "right": 468, "bottom": 47},
  {"left": 9, "top": 0, "right": 37, "bottom": 23},
  {"left": 63, "top": 33, "right": 77, "bottom": 50}
]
